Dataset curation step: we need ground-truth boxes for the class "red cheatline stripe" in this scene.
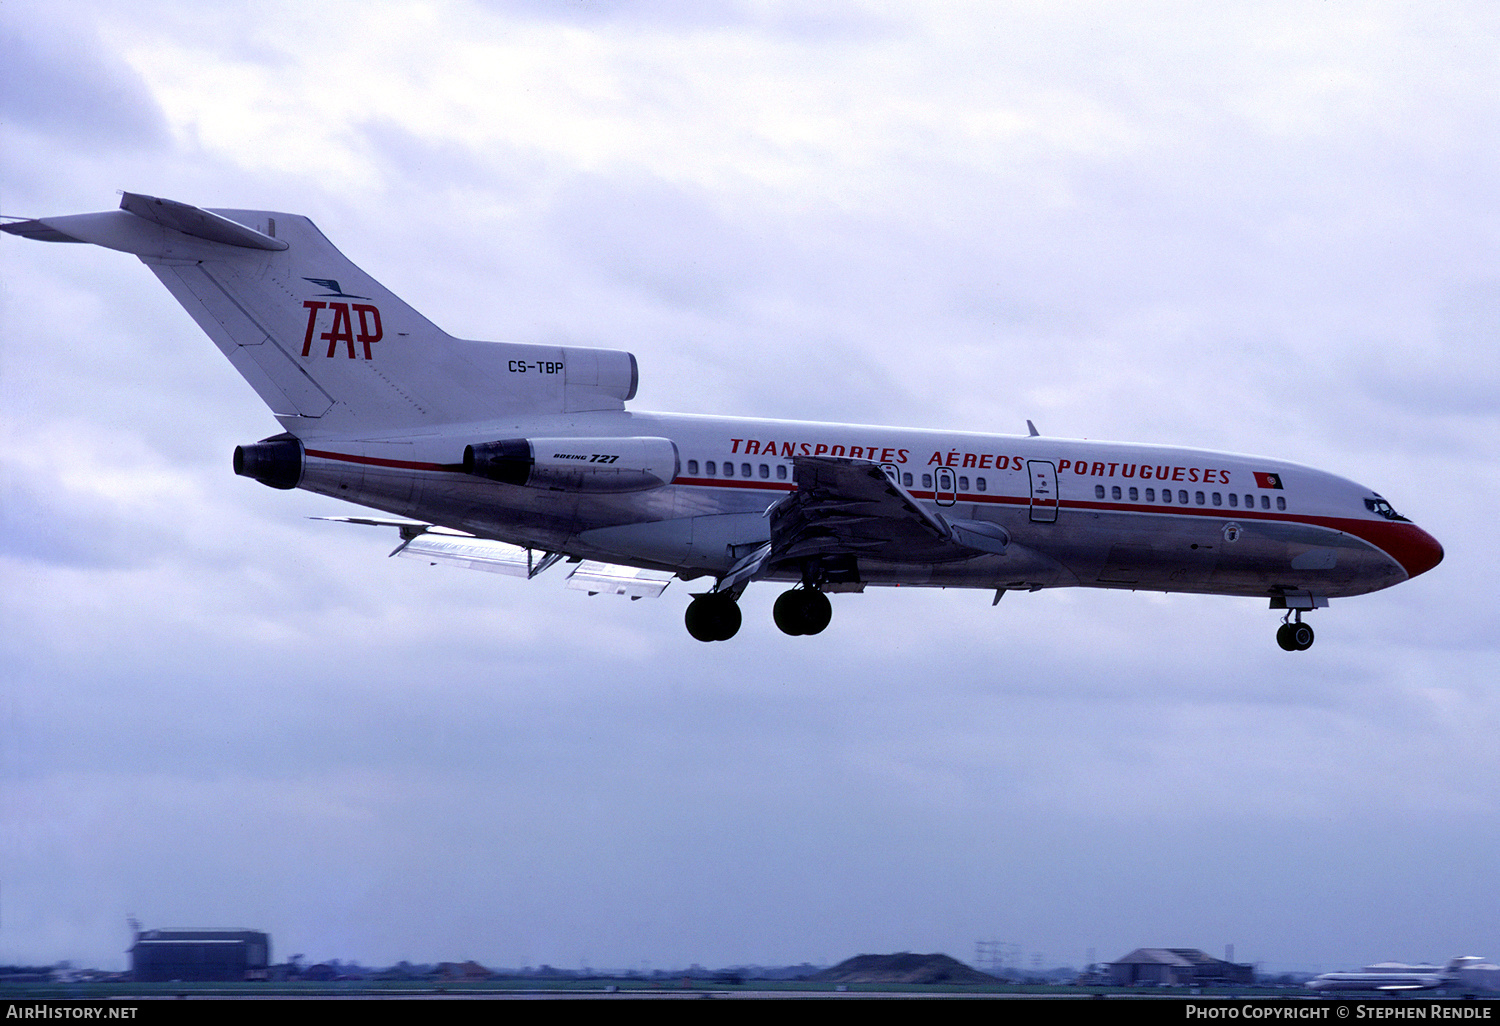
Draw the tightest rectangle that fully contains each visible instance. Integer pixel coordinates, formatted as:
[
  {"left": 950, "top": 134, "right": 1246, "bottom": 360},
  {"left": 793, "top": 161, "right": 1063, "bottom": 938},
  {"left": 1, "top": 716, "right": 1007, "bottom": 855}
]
[
  {"left": 305, "top": 448, "right": 461, "bottom": 472},
  {"left": 672, "top": 475, "right": 796, "bottom": 492}
]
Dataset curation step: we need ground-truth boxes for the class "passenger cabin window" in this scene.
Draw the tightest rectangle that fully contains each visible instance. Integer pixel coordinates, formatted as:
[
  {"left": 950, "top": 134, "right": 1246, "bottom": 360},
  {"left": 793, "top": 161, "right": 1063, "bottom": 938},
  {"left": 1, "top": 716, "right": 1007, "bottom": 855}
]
[
  {"left": 1212, "top": 492, "right": 1222, "bottom": 506},
  {"left": 903, "top": 472, "right": 913, "bottom": 487},
  {"left": 741, "top": 463, "right": 751, "bottom": 477},
  {"left": 1195, "top": 491, "right": 1205, "bottom": 506},
  {"left": 688, "top": 460, "right": 699, "bottom": 475},
  {"left": 1228, "top": 493, "right": 1238, "bottom": 507},
  {"left": 922, "top": 473, "right": 933, "bottom": 488},
  {"left": 1129, "top": 486, "right": 1138, "bottom": 501},
  {"left": 723, "top": 462, "right": 733, "bottom": 477},
  {"left": 1095, "top": 485, "right": 1105, "bottom": 499},
  {"left": 1277, "top": 496, "right": 1286, "bottom": 511},
  {"left": 1112, "top": 486, "right": 1122, "bottom": 500},
  {"left": 1146, "top": 488, "right": 1156, "bottom": 502},
  {"left": 958, "top": 476, "right": 969, "bottom": 491},
  {"left": 1179, "top": 490, "right": 1189, "bottom": 504},
  {"left": 777, "top": 465, "right": 788, "bottom": 480},
  {"left": 1160, "top": 489, "right": 1171, "bottom": 503},
  {"left": 976, "top": 476, "right": 986, "bottom": 492},
  {"left": 759, "top": 464, "right": 769, "bottom": 479},
  {"left": 706, "top": 461, "right": 716, "bottom": 475},
  {"left": 1261, "top": 495, "right": 1270, "bottom": 510}
]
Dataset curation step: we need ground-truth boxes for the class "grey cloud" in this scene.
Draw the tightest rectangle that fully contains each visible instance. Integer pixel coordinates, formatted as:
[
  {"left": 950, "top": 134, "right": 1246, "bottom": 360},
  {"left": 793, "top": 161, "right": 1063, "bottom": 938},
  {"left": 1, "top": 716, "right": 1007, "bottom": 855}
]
[
  {"left": 0, "top": 12, "right": 170, "bottom": 150},
  {"left": 475, "top": 0, "right": 894, "bottom": 40}
]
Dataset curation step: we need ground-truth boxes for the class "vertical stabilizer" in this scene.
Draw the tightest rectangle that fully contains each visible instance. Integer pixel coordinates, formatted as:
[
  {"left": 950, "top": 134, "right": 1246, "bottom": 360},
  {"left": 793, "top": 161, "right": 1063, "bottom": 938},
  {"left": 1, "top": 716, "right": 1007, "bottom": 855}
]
[{"left": 2, "top": 193, "right": 638, "bottom": 434}]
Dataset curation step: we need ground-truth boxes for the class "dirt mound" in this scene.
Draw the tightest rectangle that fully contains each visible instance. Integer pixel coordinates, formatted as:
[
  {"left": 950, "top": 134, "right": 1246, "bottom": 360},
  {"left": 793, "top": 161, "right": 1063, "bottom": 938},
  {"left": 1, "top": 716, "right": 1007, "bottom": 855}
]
[{"left": 809, "top": 952, "right": 997, "bottom": 985}]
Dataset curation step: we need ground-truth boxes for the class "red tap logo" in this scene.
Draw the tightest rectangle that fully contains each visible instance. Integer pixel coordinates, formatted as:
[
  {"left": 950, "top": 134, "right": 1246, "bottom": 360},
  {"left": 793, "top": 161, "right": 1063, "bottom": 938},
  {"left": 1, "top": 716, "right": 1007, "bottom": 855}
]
[{"left": 301, "top": 300, "right": 382, "bottom": 359}]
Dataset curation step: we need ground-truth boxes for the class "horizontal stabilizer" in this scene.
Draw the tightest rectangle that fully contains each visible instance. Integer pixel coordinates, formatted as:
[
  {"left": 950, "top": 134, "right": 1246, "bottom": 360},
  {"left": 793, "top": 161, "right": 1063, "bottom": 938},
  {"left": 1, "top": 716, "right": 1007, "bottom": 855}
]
[
  {"left": 0, "top": 192, "right": 286, "bottom": 253},
  {"left": 0, "top": 219, "right": 88, "bottom": 243},
  {"left": 120, "top": 192, "right": 288, "bottom": 250}
]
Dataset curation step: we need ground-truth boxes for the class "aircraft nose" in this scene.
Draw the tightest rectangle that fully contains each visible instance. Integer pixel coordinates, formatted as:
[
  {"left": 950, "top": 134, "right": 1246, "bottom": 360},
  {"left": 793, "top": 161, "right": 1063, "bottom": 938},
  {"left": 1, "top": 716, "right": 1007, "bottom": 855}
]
[{"left": 1393, "top": 524, "right": 1444, "bottom": 579}]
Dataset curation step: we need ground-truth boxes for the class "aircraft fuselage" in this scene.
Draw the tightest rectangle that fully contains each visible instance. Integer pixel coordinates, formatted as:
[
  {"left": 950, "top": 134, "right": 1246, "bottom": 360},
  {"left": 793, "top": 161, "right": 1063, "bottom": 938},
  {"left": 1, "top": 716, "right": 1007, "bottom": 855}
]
[{"left": 288, "top": 411, "right": 1441, "bottom": 602}]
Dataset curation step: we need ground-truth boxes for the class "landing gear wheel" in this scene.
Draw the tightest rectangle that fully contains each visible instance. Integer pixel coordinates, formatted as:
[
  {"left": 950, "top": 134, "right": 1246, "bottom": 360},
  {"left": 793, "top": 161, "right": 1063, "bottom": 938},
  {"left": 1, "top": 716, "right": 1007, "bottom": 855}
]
[
  {"left": 773, "top": 590, "right": 806, "bottom": 635},
  {"left": 1276, "top": 620, "right": 1315, "bottom": 652},
  {"left": 773, "top": 588, "right": 832, "bottom": 636},
  {"left": 685, "top": 595, "right": 741, "bottom": 642},
  {"left": 1276, "top": 623, "right": 1297, "bottom": 651},
  {"left": 799, "top": 589, "right": 832, "bottom": 635}
]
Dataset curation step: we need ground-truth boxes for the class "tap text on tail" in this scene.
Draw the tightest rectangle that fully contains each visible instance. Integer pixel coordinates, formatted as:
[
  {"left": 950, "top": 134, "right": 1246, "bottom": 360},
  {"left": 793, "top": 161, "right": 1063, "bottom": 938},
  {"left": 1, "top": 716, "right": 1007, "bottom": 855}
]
[{"left": 2, "top": 193, "right": 1443, "bottom": 648}]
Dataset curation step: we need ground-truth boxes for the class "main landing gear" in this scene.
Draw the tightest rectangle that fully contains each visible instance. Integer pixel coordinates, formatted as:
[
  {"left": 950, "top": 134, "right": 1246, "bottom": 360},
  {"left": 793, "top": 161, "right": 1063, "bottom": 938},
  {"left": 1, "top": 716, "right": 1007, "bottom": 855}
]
[
  {"left": 684, "top": 593, "right": 742, "bottom": 642},
  {"left": 773, "top": 587, "right": 832, "bottom": 636},
  {"left": 684, "top": 587, "right": 834, "bottom": 642},
  {"left": 1276, "top": 612, "right": 1315, "bottom": 652}
]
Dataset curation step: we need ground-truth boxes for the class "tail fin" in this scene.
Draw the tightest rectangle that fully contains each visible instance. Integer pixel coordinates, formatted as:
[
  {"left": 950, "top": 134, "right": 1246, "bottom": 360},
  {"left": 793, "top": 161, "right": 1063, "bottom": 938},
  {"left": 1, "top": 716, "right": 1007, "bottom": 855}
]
[{"left": 2, "top": 193, "right": 637, "bottom": 433}]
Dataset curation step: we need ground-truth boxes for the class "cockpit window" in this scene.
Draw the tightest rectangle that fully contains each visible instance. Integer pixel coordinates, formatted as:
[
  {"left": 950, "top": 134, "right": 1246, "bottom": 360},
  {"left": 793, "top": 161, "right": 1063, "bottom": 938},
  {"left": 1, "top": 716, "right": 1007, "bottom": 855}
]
[{"left": 1364, "top": 496, "right": 1409, "bottom": 522}]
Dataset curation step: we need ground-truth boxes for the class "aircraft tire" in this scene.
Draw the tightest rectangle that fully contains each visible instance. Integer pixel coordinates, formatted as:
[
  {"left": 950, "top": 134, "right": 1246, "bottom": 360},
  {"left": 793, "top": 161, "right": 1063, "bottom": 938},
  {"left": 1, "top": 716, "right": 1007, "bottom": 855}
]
[
  {"left": 684, "top": 600, "right": 714, "bottom": 641},
  {"left": 1276, "top": 624, "right": 1298, "bottom": 651},
  {"left": 774, "top": 589, "right": 832, "bottom": 636},
  {"left": 713, "top": 598, "right": 742, "bottom": 640},
  {"left": 1290, "top": 622, "right": 1315, "bottom": 650},
  {"left": 686, "top": 595, "right": 740, "bottom": 642},
  {"left": 774, "top": 590, "right": 808, "bottom": 635},
  {"left": 800, "top": 589, "right": 832, "bottom": 635}
]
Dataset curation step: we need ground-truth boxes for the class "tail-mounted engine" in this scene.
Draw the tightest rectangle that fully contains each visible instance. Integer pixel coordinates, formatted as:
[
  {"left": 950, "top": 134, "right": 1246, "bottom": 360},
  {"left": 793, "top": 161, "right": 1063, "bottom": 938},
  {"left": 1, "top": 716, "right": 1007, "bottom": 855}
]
[
  {"left": 464, "top": 436, "right": 679, "bottom": 493},
  {"left": 233, "top": 434, "right": 305, "bottom": 490}
]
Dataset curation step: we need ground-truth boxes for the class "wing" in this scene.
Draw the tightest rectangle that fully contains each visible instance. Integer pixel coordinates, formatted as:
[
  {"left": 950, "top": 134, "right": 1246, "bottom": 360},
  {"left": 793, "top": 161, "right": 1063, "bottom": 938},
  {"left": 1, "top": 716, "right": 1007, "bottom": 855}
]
[
  {"left": 316, "top": 517, "right": 672, "bottom": 597},
  {"left": 772, "top": 457, "right": 961, "bottom": 564},
  {"left": 720, "top": 456, "right": 1010, "bottom": 592}
]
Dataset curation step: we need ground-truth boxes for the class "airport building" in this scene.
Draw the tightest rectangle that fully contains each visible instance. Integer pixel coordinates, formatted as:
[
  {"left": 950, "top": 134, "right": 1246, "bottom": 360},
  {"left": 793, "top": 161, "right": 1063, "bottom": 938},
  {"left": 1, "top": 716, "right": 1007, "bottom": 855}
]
[
  {"left": 1107, "top": 948, "right": 1255, "bottom": 987},
  {"left": 129, "top": 927, "right": 272, "bottom": 982}
]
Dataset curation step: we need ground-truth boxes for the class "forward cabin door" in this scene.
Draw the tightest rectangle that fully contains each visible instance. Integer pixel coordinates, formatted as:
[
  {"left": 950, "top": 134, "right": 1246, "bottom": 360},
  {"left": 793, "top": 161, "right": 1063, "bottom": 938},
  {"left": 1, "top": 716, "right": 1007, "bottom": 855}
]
[
  {"left": 1028, "top": 460, "right": 1059, "bottom": 523},
  {"left": 934, "top": 466, "right": 957, "bottom": 507}
]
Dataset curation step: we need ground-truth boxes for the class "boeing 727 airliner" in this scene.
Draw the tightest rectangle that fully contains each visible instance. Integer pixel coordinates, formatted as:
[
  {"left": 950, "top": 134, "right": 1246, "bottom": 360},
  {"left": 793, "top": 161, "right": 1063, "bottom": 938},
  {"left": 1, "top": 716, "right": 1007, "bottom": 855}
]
[
  {"left": 1, "top": 193, "right": 1443, "bottom": 647},
  {"left": 1307, "top": 957, "right": 1483, "bottom": 993}
]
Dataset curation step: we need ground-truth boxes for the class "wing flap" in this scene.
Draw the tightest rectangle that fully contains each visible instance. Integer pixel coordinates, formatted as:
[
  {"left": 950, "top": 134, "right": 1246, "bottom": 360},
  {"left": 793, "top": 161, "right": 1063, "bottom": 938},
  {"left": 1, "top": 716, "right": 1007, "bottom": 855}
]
[
  {"left": 397, "top": 534, "right": 546, "bottom": 576},
  {"left": 565, "top": 562, "right": 674, "bottom": 598},
  {"left": 317, "top": 515, "right": 668, "bottom": 595}
]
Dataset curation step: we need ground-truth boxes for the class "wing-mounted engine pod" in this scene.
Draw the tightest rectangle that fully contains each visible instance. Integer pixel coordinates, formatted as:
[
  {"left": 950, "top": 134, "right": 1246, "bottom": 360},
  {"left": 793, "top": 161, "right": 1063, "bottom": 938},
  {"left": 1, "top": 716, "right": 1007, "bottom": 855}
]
[
  {"left": 233, "top": 434, "right": 305, "bottom": 490},
  {"left": 464, "top": 436, "right": 680, "bottom": 493}
]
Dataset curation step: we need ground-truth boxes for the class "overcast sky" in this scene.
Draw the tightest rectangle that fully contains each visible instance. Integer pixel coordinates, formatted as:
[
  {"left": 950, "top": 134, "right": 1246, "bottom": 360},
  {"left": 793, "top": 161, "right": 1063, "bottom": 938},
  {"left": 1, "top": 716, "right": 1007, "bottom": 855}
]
[{"left": 2, "top": 0, "right": 1496, "bottom": 975}]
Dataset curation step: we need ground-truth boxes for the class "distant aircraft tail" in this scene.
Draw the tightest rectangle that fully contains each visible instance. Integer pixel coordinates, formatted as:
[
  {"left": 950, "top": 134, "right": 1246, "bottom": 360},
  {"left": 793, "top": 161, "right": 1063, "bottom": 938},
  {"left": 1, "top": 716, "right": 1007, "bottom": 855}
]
[{"left": 2, "top": 193, "right": 637, "bottom": 434}]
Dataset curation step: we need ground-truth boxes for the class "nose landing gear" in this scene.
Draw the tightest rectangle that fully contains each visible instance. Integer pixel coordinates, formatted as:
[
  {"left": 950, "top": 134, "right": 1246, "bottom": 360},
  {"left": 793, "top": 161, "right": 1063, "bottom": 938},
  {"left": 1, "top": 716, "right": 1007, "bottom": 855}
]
[{"left": 1276, "top": 612, "right": 1315, "bottom": 652}]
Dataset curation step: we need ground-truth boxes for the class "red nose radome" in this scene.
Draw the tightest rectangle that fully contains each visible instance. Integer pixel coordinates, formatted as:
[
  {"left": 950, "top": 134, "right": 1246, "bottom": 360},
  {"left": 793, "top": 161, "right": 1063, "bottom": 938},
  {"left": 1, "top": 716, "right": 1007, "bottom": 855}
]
[{"left": 1391, "top": 524, "right": 1444, "bottom": 579}]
